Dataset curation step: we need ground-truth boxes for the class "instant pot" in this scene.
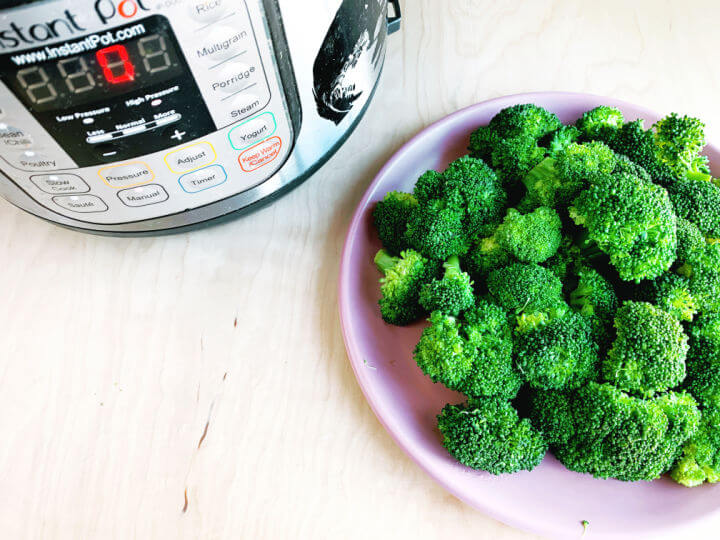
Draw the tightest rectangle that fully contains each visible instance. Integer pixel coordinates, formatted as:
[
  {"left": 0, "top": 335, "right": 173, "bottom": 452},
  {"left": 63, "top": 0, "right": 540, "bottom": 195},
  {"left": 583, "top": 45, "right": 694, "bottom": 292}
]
[{"left": 0, "top": 0, "right": 400, "bottom": 234}]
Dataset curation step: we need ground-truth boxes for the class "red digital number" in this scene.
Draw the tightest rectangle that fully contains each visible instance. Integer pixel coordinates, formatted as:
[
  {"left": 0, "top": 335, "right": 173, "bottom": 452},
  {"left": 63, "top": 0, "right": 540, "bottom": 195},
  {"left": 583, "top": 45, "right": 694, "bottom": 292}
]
[{"left": 96, "top": 44, "right": 135, "bottom": 84}]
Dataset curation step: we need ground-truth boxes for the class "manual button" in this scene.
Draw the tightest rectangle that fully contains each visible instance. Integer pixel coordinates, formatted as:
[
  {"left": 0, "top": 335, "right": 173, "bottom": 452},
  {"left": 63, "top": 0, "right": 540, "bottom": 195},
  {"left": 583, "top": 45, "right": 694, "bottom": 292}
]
[
  {"left": 31, "top": 173, "right": 89, "bottom": 194},
  {"left": 228, "top": 112, "right": 276, "bottom": 151},
  {"left": 52, "top": 194, "right": 108, "bottom": 213},
  {"left": 118, "top": 184, "right": 169, "bottom": 207},
  {"left": 164, "top": 142, "right": 216, "bottom": 173},
  {"left": 98, "top": 162, "right": 154, "bottom": 188}
]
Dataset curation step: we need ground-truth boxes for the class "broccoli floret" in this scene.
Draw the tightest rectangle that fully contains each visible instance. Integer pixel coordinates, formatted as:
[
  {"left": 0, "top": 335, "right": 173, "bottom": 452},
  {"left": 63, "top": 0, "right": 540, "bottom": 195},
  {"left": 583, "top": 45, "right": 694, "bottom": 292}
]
[
  {"left": 671, "top": 407, "right": 720, "bottom": 487},
  {"left": 442, "top": 156, "right": 507, "bottom": 238},
  {"left": 575, "top": 106, "right": 624, "bottom": 139},
  {"left": 487, "top": 263, "right": 563, "bottom": 313},
  {"left": 468, "top": 125, "right": 500, "bottom": 163},
  {"left": 460, "top": 300, "right": 523, "bottom": 399},
  {"left": 676, "top": 217, "right": 705, "bottom": 261},
  {"left": 593, "top": 119, "right": 676, "bottom": 186},
  {"left": 676, "top": 231, "right": 720, "bottom": 313},
  {"left": 413, "top": 170, "right": 445, "bottom": 203},
  {"left": 495, "top": 207, "right": 562, "bottom": 263},
  {"left": 553, "top": 382, "right": 700, "bottom": 481},
  {"left": 667, "top": 177, "right": 720, "bottom": 238},
  {"left": 419, "top": 255, "right": 475, "bottom": 316},
  {"left": 522, "top": 142, "right": 616, "bottom": 209},
  {"left": 515, "top": 312, "right": 599, "bottom": 390},
  {"left": 405, "top": 199, "right": 469, "bottom": 260},
  {"left": 570, "top": 266, "right": 619, "bottom": 324},
  {"left": 528, "top": 389, "right": 575, "bottom": 445},
  {"left": 640, "top": 273, "right": 698, "bottom": 322},
  {"left": 514, "top": 299, "right": 570, "bottom": 334},
  {"left": 488, "top": 103, "right": 562, "bottom": 140},
  {"left": 375, "top": 249, "right": 432, "bottom": 325},
  {"left": 414, "top": 311, "right": 473, "bottom": 388},
  {"left": 543, "top": 236, "right": 575, "bottom": 281},
  {"left": 372, "top": 191, "right": 417, "bottom": 254},
  {"left": 685, "top": 312, "right": 720, "bottom": 409},
  {"left": 437, "top": 397, "right": 548, "bottom": 474},
  {"left": 545, "top": 125, "right": 581, "bottom": 158},
  {"left": 612, "top": 154, "right": 653, "bottom": 184},
  {"left": 490, "top": 133, "right": 546, "bottom": 184},
  {"left": 653, "top": 113, "right": 706, "bottom": 178},
  {"left": 569, "top": 170, "right": 677, "bottom": 282},
  {"left": 602, "top": 301, "right": 689, "bottom": 396},
  {"left": 687, "top": 154, "right": 712, "bottom": 183},
  {"left": 465, "top": 235, "right": 511, "bottom": 277}
]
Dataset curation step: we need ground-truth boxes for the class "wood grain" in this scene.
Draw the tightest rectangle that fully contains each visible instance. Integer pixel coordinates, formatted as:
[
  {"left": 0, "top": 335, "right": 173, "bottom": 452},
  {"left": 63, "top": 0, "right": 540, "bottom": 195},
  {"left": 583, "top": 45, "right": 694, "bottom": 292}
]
[{"left": 1, "top": 1, "right": 719, "bottom": 538}]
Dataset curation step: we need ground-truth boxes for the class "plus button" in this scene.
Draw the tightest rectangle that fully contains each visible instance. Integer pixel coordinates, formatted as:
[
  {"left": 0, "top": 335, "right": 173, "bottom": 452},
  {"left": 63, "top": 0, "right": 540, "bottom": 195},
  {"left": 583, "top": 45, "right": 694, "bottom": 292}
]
[{"left": 170, "top": 129, "right": 186, "bottom": 141}]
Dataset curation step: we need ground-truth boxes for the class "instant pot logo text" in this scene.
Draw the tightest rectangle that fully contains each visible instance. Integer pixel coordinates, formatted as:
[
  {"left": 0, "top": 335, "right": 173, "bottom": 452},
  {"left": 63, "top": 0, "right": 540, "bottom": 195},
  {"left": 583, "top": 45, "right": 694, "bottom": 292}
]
[
  {"left": 94, "top": 0, "right": 151, "bottom": 25},
  {"left": 0, "top": 10, "right": 85, "bottom": 50}
]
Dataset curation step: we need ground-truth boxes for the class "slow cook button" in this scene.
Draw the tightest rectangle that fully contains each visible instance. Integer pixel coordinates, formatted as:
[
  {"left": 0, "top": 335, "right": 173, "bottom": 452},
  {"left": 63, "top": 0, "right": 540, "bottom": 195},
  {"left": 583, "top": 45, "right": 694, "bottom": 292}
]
[
  {"left": 179, "top": 165, "right": 227, "bottom": 193},
  {"left": 228, "top": 112, "right": 276, "bottom": 151},
  {"left": 118, "top": 184, "right": 169, "bottom": 207},
  {"left": 164, "top": 142, "right": 216, "bottom": 173},
  {"left": 30, "top": 173, "right": 89, "bottom": 194},
  {"left": 238, "top": 136, "right": 282, "bottom": 172},
  {"left": 98, "top": 162, "right": 154, "bottom": 188},
  {"left": 195, "top": 25, "right": 248, "bottom": 63},
  {"left": 187, "top": 0, "right": 229, "bottom": 23},
  {"left": 52, "top": 194, "right": 108, "bottom": 213},
  {"left": 212, "top": 62, "right": 255, "bottom": 94}
]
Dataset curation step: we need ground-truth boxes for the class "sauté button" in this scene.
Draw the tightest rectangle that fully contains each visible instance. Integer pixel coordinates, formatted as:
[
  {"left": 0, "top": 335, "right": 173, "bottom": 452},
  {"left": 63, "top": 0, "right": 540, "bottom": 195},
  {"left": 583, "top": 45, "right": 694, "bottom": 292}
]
[
  {"left": 164, "top": 142, "right": 216, "bottom": 174},
  {"left": 98, "top": 162, "right": 154, "bottom": 188},
  {"left": 178, "top": 165, "right": 227, "bottom": 193},
  {"left": 228, "top": 112, "right": 276, "bottom": 151},
  {"left": 31, "top": 173, "right": 89, "bottom": 194},
  {"left": 52, "top": 194, "right": 108, "bottom": 213},
  {"left": 117, "top": 184, "right": 169, "bottom": 207}
]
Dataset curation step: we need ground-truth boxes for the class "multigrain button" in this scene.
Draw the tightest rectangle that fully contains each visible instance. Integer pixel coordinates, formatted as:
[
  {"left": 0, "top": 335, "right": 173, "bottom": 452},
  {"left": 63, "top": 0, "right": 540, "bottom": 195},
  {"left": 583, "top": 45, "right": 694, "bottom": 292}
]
[
  {"left": 212, "top": 62, "right": 256, "bottom": 94},
  {"left": 0, "top": 124, "right": 33, "bottom": 149},
  {"left": 164, "top": 142, "right": 216, "bottom": 173},
  {"left": 228, "top": 112, "right": 276, "bottom": 150},
  {"left": 178, "top": 164, "right": 227, "bottom": 193},
  {"left": 118, "top": 184, "right": 169, "bottom": 207},
  {"left": 187, "top": 0, "right": 229, "bottom": 23},
  {"left": 98, "top": 162, "right": 154, "bottom": 188},
  {"left": 52, "top": 194, "right": 108, "bottom": 213},
  {"left": 31, "top": 173, "right": 89, "bottom": 194},
  {"left": 195, "top": 25, "right": 248, "bottom": 63}
]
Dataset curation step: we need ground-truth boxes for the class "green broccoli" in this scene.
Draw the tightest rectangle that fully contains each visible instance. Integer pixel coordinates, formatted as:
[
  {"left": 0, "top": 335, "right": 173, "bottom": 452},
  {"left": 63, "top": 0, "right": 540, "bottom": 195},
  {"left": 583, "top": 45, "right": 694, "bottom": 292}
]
[
  {"left": 575, "top": 106, "right": 624, "bottom": 139},
  {"left": 528, "top": 389, "right": 576, "bottom": 445},
  {"left": 487, "top": 103, "right": 562, "bottom": 140},
  {"left": 437, "top": 397, "right": 548, "bottom": 474},
  {"left": 495, "top": 207, "right": 562, "bottom": 263},
  {"left": 671, "top": 407, "right": 720, "bottom": 487},
  {"left": 490, "top": 133, "right": 546, "bottom": 184},
  {"left": 552, "top": 382, "right": 700, "bottom": 481},
  {"left": 640, "top": 273, "right": 698, "bottom": 322},
  {"left": 569, "top": 170, "right": 677, "bottom": 282},
  {"left": 675, "top": 227, "right": 720, "bottom": 313},
  {"left": 487, "top": 262, "right": 563, "bottom": 313},
  {"left": 413, "top": 170, "right": 445, "bottom": 203},
  {"left": 543, "top": 236, "right": 576, "bottom": 281},
  {"left": 569, "top": 265, "right": 619, "bottom": 325},
  {"left": 468, "top": 125, "right": 499, "bottom": 163},
  {"left": 414, "top": 311, "right": 473, "bottom": 389},
  {"left": 667, "top": 177, "right": 720, "bottom": 238},
  {"left": 602, "top": 301, "right": 689, "bottom": 396},
  {"left": 460, "top": 300, "right": 523, "bottom": 399},
  {"left": 515, "top": 311, "right": 599, "bottom": 390},
  {"left": 419, "top": 255, "right": 475, "bottom": 316},
  {"left": 373, "top": 191, "right": 417, "bottom": 254},
  {"left": 464, "top": 234, "right": 511, "bottom": 278},
  {"left": 545, "top": 125, "right": 580, "bottom": 157},
  {"left": 405, "top": 199, "right": 469, "bottom": 260},
  {"left": 514, "top": 298, "right": 570, "bottom": 334},
  {"left": 684, "top": 311, "right": 720, "bottom": 409},
  {"left": 653, "top": 113, "right": 706, "bottom": 179},
  {"left": 375, "top": 249, "right": 432, "bottom": 325}
]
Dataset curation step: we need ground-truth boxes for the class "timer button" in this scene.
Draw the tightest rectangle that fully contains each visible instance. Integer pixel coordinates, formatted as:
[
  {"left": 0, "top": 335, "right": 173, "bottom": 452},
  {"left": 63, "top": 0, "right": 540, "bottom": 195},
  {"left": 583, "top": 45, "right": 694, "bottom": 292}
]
[
  {"left": 195, "top": 26, "right": 247, "bottom": 63},
  {"left": 178, "top": 165, "right": 227, "bottom": 193},
  {"left": 30, "top": 174, "right": 90, "bottom": 194},
  {"left": 98, "top": 162, "right": 154, "bottom": 189},
  {"left": 164, "top": 142, "right": 216, "bottom": 174},
  {"left": 212, "top": 62, "right": 256, "bottom": 95},
  {"left": 187, "top": 0, "right": 229, "bottom": 24},
  {"left": 118, "top": 184, "right": 169, "bottom": 207},
  {"left": 0, "top": 124, "right": 33, "bottom": 149},
  {"left": 52, "top": 194, "right": 108, "bottom": 213}
]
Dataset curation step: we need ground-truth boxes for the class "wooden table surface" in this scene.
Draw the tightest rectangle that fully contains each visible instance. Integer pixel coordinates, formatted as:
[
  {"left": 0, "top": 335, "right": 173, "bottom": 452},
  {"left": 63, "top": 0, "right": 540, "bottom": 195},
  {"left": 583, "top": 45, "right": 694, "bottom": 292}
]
[{"left": 2, "top": 1, "right": 719, "bottom": 538}]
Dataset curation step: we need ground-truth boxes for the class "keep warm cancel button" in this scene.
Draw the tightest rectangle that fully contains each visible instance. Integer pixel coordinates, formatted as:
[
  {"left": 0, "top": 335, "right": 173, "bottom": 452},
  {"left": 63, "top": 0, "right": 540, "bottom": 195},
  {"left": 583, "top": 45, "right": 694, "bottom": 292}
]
[{"left": 238, "top": 137, "right": 282, "bottom": 172}]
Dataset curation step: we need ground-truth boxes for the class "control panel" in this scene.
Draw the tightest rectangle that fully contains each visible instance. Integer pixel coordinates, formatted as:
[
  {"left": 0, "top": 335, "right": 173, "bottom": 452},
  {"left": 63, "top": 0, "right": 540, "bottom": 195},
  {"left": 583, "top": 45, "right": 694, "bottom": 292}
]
[{"left": 0, "top": 0, "right": 296, "bottom": 225}]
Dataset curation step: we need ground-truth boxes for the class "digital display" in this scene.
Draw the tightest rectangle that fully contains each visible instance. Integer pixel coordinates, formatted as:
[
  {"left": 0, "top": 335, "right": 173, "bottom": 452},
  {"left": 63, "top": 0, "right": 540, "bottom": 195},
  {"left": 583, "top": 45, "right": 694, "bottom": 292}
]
[{"left": 6, "top": 30, "right": 184, "bottom": 112}]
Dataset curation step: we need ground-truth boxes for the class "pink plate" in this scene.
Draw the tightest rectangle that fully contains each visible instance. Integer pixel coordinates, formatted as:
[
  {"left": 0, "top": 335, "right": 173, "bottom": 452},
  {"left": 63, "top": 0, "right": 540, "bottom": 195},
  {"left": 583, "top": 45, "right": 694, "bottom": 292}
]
[{"left": 338, "top": 92, "right": 720, "bottom": 539}]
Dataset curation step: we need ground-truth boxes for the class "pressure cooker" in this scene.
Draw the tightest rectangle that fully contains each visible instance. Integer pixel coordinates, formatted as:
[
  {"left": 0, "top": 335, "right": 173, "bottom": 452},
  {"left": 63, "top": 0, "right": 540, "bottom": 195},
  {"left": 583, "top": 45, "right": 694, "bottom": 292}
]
[{"left": 0, "top": 0, "right": 400, "bottom": 234}]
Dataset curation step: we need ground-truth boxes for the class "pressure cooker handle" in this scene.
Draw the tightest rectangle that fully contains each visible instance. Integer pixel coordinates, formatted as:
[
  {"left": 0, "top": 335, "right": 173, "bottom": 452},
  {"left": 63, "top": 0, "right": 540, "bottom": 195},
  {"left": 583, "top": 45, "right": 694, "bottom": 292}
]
[{"left": 387, "top": 0, "right": 402, "bottom": 34}]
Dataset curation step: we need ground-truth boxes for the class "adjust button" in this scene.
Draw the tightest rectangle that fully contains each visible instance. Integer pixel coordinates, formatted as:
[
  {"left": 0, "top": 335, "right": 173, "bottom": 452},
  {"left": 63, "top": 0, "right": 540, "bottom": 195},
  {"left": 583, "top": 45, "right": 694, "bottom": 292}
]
[
  {"left": 164, "top": 142, "right": 216, "bottom": 173},
  {"left": 178, "top": 165, "right": 227, "bottom": 193},
  {"left": 228, "top": 112, "right": 276, "bottom": 151},
  {"left": 31, "top": 173, "right": 89, "bottom": 194},
  {"left": 118, "top": 184, "right": 169, "bottom": 207},
  {"left": 98, "top": 162, "right": 154, "bottom": 188},
  {"left": 52, "top": 194, "right": 108, "bottom": 213}
]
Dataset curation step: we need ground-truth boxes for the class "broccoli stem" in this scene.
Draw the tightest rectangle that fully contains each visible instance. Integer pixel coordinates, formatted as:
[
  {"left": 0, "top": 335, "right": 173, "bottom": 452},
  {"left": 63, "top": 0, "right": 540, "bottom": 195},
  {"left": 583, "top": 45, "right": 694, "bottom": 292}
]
[
  {"left": 443, "top": 255, "right": 462, "bottom": 278},
  {"left": 574, "top": 230, "right": 605, "bottom": 261},
  {"left": 374, "top": 249, "right": 399, "bottom": 274},
  {"left": 686, "top": 169, "right": 712, "bottom": 183}
]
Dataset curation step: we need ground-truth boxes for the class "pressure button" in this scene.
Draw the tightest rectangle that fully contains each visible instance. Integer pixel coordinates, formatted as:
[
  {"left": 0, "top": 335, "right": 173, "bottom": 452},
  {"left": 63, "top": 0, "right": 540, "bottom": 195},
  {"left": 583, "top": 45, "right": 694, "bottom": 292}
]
[{"left": 98, "top": 162, "right": 154, "bottom": 188}]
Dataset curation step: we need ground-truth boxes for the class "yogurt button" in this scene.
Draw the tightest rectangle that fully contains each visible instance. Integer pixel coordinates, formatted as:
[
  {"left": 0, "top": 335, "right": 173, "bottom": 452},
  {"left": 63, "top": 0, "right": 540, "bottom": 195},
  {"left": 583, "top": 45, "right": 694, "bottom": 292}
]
[
  {"left": 228, "top": 112, "right": 276, "bottom": 151},
  {"left": 187, "top": 0, "right": 229, "bottom": 23}
]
